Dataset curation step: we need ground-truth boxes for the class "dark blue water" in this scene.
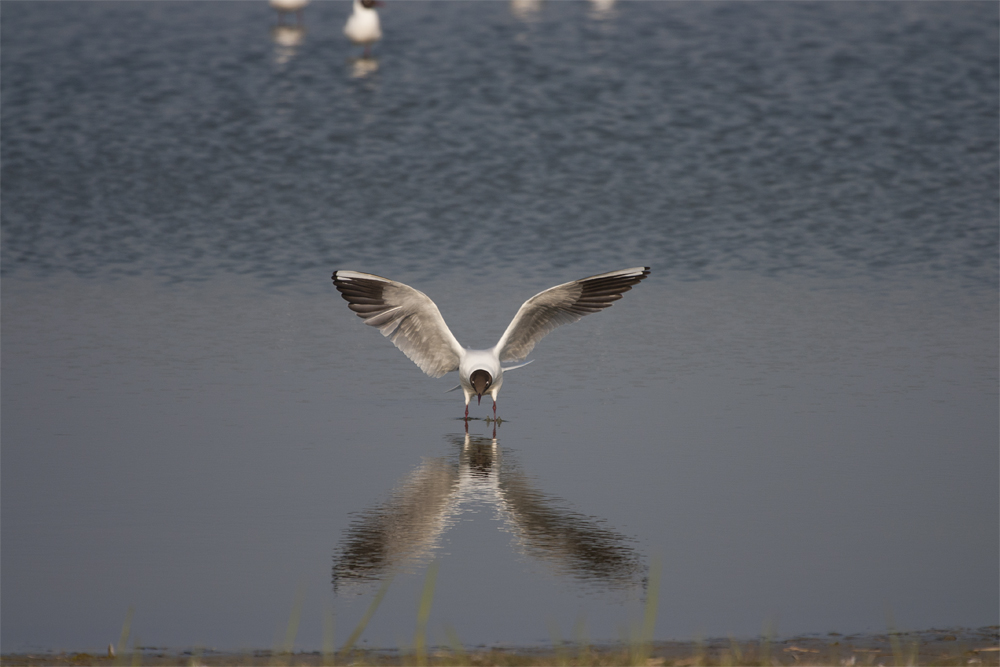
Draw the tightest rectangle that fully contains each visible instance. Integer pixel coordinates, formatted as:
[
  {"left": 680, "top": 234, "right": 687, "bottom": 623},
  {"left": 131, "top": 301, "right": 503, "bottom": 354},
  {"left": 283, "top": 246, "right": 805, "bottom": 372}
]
[
  {"left": 2, "top": 1, "right": 996, "bottom": 288},
  {"left": 2, "top": 0, "right": 997, "bottom": 653}
]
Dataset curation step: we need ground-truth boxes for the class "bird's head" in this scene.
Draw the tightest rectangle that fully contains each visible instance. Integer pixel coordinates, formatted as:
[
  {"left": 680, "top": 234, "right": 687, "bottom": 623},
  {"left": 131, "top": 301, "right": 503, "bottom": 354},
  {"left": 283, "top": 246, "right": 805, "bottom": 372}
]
[
  {"left": 470, "top": 369, "right": 492, "bottom": 404},
  {"left": 361, "top": 0, "right": 383, "bottom": 8}
]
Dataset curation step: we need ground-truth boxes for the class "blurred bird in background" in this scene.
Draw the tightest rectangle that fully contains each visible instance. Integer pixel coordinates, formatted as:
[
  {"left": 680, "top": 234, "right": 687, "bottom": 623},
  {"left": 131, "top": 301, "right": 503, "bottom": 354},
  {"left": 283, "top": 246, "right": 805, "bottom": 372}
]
[{"left": 344, "top": 0, "right": 383, "bottom": 57}]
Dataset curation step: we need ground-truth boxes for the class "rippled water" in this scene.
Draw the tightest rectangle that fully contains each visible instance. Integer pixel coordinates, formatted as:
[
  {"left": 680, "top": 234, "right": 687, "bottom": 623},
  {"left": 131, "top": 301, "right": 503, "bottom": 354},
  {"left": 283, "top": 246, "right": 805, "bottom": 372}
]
[
  {"left": 2, "top": 0, "right": 997, "bottom": 653},
  {"left": 3, "top": 1, "right": 996, "bottom": 288}
]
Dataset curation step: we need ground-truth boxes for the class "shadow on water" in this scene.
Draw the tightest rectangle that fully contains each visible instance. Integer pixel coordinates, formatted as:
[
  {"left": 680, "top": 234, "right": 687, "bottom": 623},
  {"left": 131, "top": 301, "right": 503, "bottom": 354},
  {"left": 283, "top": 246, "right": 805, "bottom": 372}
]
[{"left": 332, "top": 428, "right": 646, "bottom": 594}]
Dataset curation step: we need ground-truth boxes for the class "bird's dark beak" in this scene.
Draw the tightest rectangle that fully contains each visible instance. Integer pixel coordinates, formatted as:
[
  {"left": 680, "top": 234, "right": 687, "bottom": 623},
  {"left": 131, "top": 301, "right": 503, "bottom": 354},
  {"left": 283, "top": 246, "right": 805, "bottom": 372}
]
[{"left": 477, "top": 394, "right": 482, "bottom": 404}]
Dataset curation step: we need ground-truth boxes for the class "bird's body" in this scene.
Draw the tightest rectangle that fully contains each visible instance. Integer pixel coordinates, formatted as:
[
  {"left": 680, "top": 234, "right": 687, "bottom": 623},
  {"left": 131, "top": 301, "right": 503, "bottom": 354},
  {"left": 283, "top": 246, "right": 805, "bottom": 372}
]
[
  {"left": 332, "top": 267, "right": 650, "bottom": 417},
  {"left": 344, "top": 0, "right": 383, "bottom": 55},
  {"left": 458, "top": 348, "right": 504, "bottom": 412}
]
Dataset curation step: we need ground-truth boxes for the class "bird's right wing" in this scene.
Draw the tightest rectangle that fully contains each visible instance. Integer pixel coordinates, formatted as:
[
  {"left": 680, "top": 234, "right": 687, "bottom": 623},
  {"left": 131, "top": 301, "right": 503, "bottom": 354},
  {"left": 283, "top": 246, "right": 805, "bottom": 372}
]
[
  {"left": 333, "top": 271, "right": 464, "bottom": 378},
  {"left": 494, "top": 267, "right": 650, "bottom": 363}
]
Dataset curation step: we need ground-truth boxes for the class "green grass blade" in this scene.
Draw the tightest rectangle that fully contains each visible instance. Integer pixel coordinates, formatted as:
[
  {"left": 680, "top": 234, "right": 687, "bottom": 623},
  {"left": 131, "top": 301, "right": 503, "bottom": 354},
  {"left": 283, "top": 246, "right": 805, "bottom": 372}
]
[
  {"left": 759, "top": 618, "right": 776, "bottom": 667},
  {"left": 630, "top": 557, "right": 661, "bottom": 665},
  {"left": 339, "top": 575, "right": 394, "bottom": 656},
  {"left": 284, "top": 586, "right": 305, "bottom": 653},
  {"left": 444, "top": 626, "right": 468, "bottom": 666},
  {"left": 414, "top": 561, "right": 440, "bottom": 667},
  {"left": 114, "top": 606, "right": 134, "bottom": 666},
  {"left": 322, "top": 605, "right": 336, "bottom": 666}
]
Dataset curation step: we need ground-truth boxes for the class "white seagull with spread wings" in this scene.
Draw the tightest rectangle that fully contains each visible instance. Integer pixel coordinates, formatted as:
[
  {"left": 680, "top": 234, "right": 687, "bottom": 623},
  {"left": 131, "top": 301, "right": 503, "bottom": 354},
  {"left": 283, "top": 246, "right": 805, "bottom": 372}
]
[{"left": 332, "top": 267, "right": 650, "bottom": 418}]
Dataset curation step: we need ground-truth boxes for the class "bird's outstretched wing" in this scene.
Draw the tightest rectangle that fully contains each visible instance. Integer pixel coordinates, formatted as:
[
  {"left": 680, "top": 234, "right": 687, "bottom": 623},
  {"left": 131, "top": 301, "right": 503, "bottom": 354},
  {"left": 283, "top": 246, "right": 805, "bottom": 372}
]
[
  {"left": 494, "top": 267, "right": 650, "bottom": 363},
  {"left": 333, "top": 271, "right": 464, "bottom": 378}
]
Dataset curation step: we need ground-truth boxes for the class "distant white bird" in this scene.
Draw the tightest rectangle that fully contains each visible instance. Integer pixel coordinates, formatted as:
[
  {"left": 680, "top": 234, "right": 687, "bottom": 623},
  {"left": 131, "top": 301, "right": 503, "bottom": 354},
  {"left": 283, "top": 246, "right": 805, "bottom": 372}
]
[
  {"left": 270, "top": 0, "right": 309, "bottom": 25},
  {"left": 332, "top": 267, "right": 650, "bottom": 418},
  {"left": 344, "top": 0, "right": 383, "bottom": 57}
]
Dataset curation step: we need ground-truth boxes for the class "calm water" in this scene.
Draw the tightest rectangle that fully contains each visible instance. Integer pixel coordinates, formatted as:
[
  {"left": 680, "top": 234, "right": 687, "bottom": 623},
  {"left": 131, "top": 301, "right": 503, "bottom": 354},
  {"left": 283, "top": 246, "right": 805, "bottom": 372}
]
[{"left": 2, "top": 0, "right": 997, "bottom": 653}]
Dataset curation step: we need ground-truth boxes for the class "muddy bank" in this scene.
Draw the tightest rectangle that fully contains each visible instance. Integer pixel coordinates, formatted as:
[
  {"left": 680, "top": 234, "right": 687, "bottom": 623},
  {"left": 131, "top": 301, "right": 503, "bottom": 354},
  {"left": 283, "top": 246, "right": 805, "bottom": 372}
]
[{"left": 3, "top": 627, "right": 997, "bottom": 666}]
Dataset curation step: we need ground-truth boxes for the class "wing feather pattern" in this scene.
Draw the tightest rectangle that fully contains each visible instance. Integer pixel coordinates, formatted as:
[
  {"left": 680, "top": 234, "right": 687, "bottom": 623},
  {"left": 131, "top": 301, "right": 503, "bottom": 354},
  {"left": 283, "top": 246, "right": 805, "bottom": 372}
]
[
  {"left": 494, "top": 267, "right": 650, "bottom": 363},
  {"left": 332, "top": 271, "right": 464, "bottom": 378}
]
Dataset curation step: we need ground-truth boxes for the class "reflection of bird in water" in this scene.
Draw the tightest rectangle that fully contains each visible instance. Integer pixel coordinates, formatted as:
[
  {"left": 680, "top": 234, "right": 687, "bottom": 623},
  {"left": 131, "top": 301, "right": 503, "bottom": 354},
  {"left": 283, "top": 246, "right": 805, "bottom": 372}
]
[
  {"left": 344, "top": 0, "right": 383, "bottom": 58},
  {"left": 332, "top": 268, "right": 650, "bottom": 419},
  {"left": 510, "top": 0, "right": 542, "bottom": 20},
  {"left": 588, "top": 0, "right": 616, "bottom": 17},
  {"left": 270, "top": 25, "right": 305, "bottom": 66},
  {"left": 332, "top": 431, "right": 645, "bottom": 593},
  {"left": 270, "top": 0, "right": 309, "bottom": 25},
  {"left": 349, "top": 56, "right": 379, "bottom": 79}
]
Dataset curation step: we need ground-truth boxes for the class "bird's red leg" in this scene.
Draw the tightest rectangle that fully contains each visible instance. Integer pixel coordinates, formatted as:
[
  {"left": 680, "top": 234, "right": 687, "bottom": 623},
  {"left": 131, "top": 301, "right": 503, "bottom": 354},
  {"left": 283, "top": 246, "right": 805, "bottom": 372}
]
[
  {"left": 465, "top": 403, "right": 469, "bottom": 420},
  {"left": 493, "top": 399, "right": 497, "bottom": 420}
]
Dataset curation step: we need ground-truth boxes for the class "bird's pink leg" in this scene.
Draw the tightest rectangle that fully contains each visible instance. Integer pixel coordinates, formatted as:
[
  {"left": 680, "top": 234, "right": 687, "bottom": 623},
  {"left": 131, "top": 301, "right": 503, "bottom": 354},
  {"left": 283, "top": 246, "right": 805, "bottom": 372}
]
[
  {"left": 465, "top": 403, "right": 469, "bottom": 420},
  {"left": 493, "top": 399, "right": 497, "bottom": 419}
]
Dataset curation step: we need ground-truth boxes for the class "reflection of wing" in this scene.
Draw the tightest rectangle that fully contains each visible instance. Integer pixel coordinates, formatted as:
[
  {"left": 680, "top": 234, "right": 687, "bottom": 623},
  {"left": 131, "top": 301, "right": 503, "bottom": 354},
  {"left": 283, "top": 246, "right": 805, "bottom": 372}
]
[
  {"left": 456, "top": 434, "right": 645, "bottom": 590},
  {"left": 496, "top": 462, "right": 644, "bottom": 589},
  {"left": 332, "top": 459, "right": 461, "bottom": 590},
  {"left": 333, "top": 433, "right": 645, "bottom": 592},
  {"left": 494, "top": 267, "right": 650, "bottom": 363}
]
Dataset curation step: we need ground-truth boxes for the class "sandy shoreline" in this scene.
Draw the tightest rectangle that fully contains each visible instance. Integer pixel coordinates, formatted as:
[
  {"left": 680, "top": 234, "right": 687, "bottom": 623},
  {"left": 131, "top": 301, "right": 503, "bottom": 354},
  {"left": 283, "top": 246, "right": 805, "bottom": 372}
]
[{"left": 3, "top": 627, "right": 997, "bottom": 666}]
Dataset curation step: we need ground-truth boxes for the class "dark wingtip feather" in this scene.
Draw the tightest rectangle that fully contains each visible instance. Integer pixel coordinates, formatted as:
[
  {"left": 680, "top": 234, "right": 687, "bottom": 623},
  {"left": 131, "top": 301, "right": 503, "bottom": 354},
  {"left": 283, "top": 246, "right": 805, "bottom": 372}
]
[{"left": 332, "top": 271, "right": 390, "bottom": 315}]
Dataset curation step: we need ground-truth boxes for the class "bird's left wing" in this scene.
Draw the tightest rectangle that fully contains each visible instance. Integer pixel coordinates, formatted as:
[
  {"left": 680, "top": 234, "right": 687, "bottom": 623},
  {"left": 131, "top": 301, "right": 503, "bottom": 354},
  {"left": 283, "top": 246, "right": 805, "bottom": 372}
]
[
  {"left": 494, "top": 267, "right": 650, "bottom": 363},
  {"left": 333, "top": 271, "right": 464, "bottom": 378}
]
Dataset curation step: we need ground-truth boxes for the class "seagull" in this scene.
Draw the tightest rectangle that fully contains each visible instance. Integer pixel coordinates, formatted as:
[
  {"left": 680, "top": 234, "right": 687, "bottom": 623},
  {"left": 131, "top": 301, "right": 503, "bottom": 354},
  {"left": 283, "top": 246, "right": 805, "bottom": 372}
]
[
  {"left": 332, "top": 267, "right": 650, "bottom": 419},
  {"left": 344, "top": 0, "right": 383, "bottom": 57}
]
